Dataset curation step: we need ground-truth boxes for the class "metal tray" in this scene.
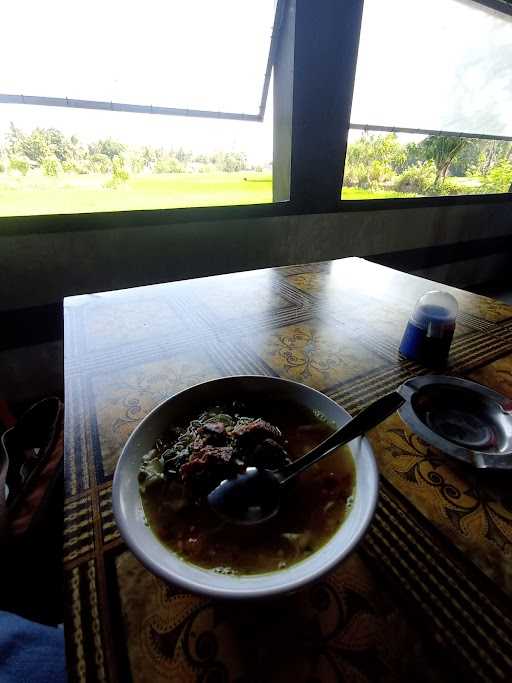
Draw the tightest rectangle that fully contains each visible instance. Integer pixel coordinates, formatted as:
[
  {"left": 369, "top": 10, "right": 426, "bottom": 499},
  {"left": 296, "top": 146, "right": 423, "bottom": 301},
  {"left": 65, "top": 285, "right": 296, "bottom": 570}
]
[{"left": 397, "top": 375, "right": 512, "bottom": 469}]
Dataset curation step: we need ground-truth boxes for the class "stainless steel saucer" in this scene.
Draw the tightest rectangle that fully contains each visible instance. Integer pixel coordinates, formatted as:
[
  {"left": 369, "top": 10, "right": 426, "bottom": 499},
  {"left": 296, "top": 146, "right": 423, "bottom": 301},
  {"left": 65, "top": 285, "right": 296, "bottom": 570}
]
[{"left": 397, "top": 375, "right": 512, "bottom": 469}]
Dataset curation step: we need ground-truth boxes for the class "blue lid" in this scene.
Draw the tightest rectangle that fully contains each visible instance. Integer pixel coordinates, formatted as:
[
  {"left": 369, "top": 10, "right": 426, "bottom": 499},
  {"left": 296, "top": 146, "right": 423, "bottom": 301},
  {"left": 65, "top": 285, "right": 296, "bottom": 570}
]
[{"left": 411, "top": 291, "right": 458, "bottom": 331}]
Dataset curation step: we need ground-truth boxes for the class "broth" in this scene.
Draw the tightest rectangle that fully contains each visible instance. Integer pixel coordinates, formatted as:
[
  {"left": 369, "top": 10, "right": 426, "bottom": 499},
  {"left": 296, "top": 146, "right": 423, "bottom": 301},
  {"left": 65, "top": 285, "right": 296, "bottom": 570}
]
[{"left": 139, "top": 402, "right": 355, "bottom": 575}]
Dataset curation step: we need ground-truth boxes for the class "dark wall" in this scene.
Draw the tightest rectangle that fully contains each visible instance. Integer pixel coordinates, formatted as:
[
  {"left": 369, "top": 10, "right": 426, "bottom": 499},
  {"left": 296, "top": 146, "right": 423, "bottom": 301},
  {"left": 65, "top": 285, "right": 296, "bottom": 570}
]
[{"left": 1, "top": 199, "right": 511, "bottom": 312}]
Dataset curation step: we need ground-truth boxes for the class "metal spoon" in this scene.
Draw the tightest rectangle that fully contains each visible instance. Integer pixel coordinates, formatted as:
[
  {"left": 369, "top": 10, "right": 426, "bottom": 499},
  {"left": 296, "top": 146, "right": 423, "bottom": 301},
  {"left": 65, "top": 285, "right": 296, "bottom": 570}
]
[{"left": 207, "top": 391, "right": 404, "bottom": 525}]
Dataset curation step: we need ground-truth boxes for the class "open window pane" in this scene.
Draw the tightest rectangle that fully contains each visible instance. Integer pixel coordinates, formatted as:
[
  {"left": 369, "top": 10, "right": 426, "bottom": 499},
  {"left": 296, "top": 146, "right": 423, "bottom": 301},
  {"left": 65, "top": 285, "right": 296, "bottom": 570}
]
[
  {"left": 0, "top": 2, "right": 277, "bottom": 216},
  {"left": 350, "top": 0, "right": 512, "bottom": 138},
  {"left": 342, "top": 0, "right": 512, "bottom": 200},
  {"left": 1, "top": 0, "right": 275, "bottom": 114}
]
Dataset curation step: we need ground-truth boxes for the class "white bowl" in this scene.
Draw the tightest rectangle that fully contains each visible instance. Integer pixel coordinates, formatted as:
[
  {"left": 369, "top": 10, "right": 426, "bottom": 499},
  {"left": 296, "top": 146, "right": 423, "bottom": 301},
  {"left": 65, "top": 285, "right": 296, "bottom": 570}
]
[{"left": 112, "top": 376, "right": 378, "bottom": 599}]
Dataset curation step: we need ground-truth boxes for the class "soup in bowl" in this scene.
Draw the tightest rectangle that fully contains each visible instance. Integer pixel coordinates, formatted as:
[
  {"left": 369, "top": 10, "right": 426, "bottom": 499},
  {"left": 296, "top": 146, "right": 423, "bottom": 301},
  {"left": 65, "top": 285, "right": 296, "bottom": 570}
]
[{"left": 113, "top": 376, "right": 378, "bottom": 599}]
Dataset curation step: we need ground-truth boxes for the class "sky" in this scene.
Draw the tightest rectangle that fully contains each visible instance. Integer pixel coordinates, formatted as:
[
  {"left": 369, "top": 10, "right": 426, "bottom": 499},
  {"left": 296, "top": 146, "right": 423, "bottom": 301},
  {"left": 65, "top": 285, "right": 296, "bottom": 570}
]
[{"left": 0, "top": 0, "right": 510, "bottom": 163}]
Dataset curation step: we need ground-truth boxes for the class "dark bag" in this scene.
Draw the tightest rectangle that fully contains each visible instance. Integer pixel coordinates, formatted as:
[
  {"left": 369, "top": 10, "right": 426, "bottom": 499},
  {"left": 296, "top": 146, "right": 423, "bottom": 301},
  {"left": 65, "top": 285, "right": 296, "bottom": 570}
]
[{"left": 0, "top": 397, "right": 64, "bottom": 539}]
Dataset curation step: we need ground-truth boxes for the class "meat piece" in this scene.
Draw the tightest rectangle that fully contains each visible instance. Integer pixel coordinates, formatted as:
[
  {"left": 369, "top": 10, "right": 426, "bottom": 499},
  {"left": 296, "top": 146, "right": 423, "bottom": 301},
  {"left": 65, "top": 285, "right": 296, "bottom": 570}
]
[
  {"left": 192, "top": 435, "right": 207, "bottom": 451},
  {"left": 232, "top": 419, "right": 283, "bottom": 445},
  {"left": 198, "top": 422, "right": 227, "bottom": 445},
  {"left": 180, "top": 445, "right": 235, "bottom": 495},
  {"left": 202, "top": 422, "right": 226, "bottom": 436},
  {"left": 181, "top": 445, "right": 233, "bottom": 476},
  {"left": 233, "top": 419, "right": 286, "bottom": 468},
  {"left": 247, "top": 438, "right": 291, "bottom": 470}
]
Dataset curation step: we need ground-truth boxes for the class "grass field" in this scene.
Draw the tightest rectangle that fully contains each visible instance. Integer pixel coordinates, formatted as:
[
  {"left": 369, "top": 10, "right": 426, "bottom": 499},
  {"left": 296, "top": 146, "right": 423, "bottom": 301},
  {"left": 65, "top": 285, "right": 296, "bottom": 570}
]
[
  {"left": 0, "top": 172, "right": 273, "bottom": 216},
  {"left": 341, "top": 187, "right": 416, "bottom": 199},
  {"left": 0, "top": 170, "right": 419, "bottom": 217}
]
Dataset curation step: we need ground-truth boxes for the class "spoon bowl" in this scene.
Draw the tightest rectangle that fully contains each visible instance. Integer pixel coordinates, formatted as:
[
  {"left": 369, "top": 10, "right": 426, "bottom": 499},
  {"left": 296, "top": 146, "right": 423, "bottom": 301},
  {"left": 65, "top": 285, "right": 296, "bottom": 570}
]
[{"left": 208, "top": 467, "right": 282, "bottom": 524}]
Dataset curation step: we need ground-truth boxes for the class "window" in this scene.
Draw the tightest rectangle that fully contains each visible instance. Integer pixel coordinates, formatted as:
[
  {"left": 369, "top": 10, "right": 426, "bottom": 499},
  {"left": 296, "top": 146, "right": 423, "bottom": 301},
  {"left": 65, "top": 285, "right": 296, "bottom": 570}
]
[
  {"left": 0, "top": 1, "right": 278, "bottom": 216},
  {"left": 1, "top": 0, "right": 511, "bottom": 221},
  {"left": 0, "top": 102, "right": 274, "bottom": 216},
  {"left": 341, "top": 0, "right": 512, "bottom": 200}
]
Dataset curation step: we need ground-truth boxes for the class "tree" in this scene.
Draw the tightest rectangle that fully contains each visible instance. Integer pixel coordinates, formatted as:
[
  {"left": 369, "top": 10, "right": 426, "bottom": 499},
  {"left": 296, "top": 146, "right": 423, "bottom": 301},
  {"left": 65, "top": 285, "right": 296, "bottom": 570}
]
[
  {"left": 217, "top": 151, "right": 247, "bottom": 172},
  {"left": 62, "top": 160, "right": 88, "bottom": 174},
  {"left": 344, "top": 133, "right": 406, "bottom": 188},
  {"left": 67, "top": 134, "right": 88, "bottom": 162},
  {"left": 112, "top": 155, "right": 129, "bottom": 182},
  {"left": 9, "top": 157, "right": 30, "bottom": 175},
  {"left": 129, "top": 154, "right": 146, "bottom": 174},
  {"left": 46, "top": 128, "right": 75, "bottom": 162},
  {"left": 6, "top": 122, "right": 24, "bottom": 154},
  {"left": 14, "top": 129, "right": 50, "bottom": 163},
  {"left": 141, "top": 146, "right": 164, "bottom": 165},
  {"left": 105, "top": 156, "right": 130, "bottom": 188},
  {"left": 5, "top": 125, "right": 79, "bottom": 165},
  {"left": 154, "top": 156, "right": 184, "bottom": 173},
  {"left": 418, "top": 136, "right": 469, "bottom": 185},
  {"left": 449, "top": 139, "right": 482, "bottom": 177},
  {"left": 405, "top": 141, "right": 426, "bottom": 168},
  {"left": 480, "top": 160, "right": 512, "bottom": 194},
  {"left": 462, "top": 140, "right": 512, "bottom": 178},
  {"left": 175, "top": 147, "right": 191, "bottom": 163},
  {"left": 41, "top": 156, "right": 61, "bottom": 176},
  {"left": 89, "top": 153, "right": 112, "bottom": 174},
  {"left": 88, "top": 138, "right": 125, "bottom": 160},
  {"left": 394, "top": 161, "right": 436, "bottom": 194},
  {"left": 346, "top": 133, "right": 405, "bottom": 172}
]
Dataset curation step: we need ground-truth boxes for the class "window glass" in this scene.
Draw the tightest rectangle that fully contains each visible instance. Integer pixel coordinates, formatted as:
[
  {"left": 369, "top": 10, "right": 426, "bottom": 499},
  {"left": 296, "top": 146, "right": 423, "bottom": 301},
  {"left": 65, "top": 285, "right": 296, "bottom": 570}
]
[
  {"left": 342, "top": 0, "right": 512, "bottom": 199},
  {"left": 342, "top": 129, "right": 512, "bottom": 200},
  {"left": 1, "top": 0, "right": 275, "bottom": 114},
  {"left": 350, "top": 0, "right": 512, "bottom": 137},
  {"left": 0, "top": 101, "right": 273, "bottom": 216},
  {"left": 0, "top": 1, "right": 275, "bottom": 216}
]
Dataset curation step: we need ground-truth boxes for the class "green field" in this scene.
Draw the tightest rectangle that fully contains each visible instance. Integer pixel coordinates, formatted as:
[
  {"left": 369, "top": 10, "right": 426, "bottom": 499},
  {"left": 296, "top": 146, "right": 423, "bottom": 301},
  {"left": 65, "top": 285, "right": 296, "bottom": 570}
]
[
  {"left": 0, "top": 172, "right": 273, "bottom": 216},
  {"left": 0, "top": 170, "right": 419, "bottom": 217},
  {"left": 341, "top": 187, "right": 416, "bottom": 199}
]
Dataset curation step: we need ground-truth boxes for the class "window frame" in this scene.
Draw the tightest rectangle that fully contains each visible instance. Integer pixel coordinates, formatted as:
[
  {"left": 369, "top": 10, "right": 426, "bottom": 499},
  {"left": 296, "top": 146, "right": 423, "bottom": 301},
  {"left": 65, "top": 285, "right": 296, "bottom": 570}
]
[
  {"left": 0, "top": 0, "right": 511, "bottom": 236},
  {"left": 0, "top": 1, "right": 283, "bottom": 122}
]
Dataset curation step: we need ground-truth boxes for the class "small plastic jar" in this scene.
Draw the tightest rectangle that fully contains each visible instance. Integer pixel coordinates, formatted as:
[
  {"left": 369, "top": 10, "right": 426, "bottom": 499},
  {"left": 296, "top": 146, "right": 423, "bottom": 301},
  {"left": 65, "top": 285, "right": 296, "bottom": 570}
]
[{"left": 399, "top": 291, "right": 458, "bottom": 366}]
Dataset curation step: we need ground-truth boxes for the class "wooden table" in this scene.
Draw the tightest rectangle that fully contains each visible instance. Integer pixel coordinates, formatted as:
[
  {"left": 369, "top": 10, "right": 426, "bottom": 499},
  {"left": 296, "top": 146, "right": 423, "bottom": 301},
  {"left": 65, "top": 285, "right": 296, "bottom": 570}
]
[{"left": 63, "top": 258, "right": 512, "bottom": 682}]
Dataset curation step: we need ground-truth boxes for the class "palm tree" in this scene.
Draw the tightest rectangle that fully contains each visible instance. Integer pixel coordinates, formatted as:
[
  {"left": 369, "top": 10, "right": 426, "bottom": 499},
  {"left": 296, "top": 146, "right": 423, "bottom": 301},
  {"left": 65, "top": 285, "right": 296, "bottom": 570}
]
[{"left": 420, "top": 135, "right": 469, "bottom": 185}]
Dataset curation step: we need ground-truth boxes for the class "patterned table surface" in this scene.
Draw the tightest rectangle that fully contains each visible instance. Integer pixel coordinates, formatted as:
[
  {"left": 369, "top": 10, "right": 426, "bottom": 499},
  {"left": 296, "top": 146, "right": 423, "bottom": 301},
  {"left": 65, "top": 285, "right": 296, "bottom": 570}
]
[{"left": 63, "top": 257, "right": 512, "bottom": 683}]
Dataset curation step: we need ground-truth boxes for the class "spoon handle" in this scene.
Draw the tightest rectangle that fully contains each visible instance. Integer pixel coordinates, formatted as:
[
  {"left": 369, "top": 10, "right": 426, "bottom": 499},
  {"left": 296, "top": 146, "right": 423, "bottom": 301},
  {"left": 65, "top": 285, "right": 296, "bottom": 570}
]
[{"left": 280, "top": 391, "right": 404, "bottom": 484}]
